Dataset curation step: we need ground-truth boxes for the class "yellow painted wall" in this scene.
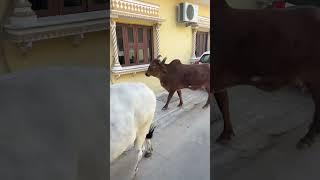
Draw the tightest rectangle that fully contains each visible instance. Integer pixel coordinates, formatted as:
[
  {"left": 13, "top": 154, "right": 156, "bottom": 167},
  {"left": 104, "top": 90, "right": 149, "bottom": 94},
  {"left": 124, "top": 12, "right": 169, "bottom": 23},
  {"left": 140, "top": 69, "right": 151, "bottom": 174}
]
[
  {"left": 188, "top": 0, "right": 210, "bottom": 17},
  {"left": 111, "top": 0, "right": 210, "bottom": 93},
  {"left": 0, "top": 0, "right": 107, "bottom": 76},
  {"left": 3, "top": 31, "right": 107, "bottom": 72}
]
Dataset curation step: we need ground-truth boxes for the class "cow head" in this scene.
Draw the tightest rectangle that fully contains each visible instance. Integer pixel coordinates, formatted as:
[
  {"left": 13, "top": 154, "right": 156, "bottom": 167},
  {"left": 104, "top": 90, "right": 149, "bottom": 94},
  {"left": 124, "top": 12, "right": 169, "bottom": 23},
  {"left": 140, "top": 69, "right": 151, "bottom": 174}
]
[{"left": 145, "top": 55, "right": 167, "bottom": 77}]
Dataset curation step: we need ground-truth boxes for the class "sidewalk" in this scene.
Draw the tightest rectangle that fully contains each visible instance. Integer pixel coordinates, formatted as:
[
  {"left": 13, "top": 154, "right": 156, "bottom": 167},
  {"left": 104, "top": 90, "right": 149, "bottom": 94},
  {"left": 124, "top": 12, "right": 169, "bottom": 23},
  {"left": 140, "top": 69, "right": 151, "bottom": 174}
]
[{"left": 153, "top": 89, "right": 209, "bottom": 129}]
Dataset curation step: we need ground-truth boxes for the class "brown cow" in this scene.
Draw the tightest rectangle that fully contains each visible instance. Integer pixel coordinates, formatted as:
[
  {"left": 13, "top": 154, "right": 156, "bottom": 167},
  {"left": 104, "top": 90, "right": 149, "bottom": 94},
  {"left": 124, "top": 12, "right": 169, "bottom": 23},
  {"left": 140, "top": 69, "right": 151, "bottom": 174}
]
[
  {"left": 212, "top": 0, "right": 320, "bottom": 149},
  {"left": 145, "top": 55, "right": 211, "bottom": 110}
]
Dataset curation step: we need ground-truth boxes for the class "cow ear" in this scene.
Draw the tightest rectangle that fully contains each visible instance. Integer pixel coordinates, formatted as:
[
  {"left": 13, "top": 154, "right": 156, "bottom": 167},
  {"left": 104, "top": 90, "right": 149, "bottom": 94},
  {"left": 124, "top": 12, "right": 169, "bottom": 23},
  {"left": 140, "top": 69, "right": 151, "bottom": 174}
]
[{"left": 161, "top": 57, "right": 167, "bottom": 64}]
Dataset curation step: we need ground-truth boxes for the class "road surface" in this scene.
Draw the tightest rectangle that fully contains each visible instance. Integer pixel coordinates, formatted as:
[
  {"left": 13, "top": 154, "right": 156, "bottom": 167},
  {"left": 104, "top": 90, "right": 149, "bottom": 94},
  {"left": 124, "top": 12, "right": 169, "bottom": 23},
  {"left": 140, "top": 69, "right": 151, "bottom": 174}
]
[
  {"left": 213, "top": 86, "right": 320, "bottom": 180},
  {"left": 111, "top": 89, "right": 210, "bottom": 180}
]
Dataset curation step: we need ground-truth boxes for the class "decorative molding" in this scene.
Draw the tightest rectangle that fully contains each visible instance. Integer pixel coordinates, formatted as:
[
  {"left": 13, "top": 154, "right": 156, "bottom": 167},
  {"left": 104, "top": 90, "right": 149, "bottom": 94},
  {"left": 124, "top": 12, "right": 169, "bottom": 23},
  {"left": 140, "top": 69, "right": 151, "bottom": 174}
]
[
  {"left": 111, "top": 0, "right": 160, "bottom": 17},
  {"left": 9, "top": 0, "right": 37, "bottom": 26},
  {"left": 111, "top": 10, "right": 164, "bottom": 22},
  {"left": 153, "top": 23, "right": 161, "bottom": 58},
  {"left": 110, "top": 0, "right": 164, "bottom": 22},
  {"left": 191, "top": 25, "right": 198, "bottom": 59},
  {"left": 110, "top": 20, "right": 122, "bottom": 72},
  {"left": 112, "top": 64, "right": 150, "bottom": 78},
  {"left": 197, "top": 16, "right": 210, "bottom": 30},
  {"left": 4, "top": 10, "right": 110, "bottom": 54}
]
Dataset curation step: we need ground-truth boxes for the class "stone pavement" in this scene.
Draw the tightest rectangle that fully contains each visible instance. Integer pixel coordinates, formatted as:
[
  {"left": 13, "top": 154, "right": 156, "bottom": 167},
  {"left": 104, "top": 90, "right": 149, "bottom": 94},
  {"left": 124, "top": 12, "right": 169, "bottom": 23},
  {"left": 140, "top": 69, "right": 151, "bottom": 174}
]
[
  {"left": 111, "top": 89, "right": 210, "bottom": 180},
  {"left": 212, "top": 86, "right": 320, "bottom": 180},
  {"left": 153, "top": 89, "right": 209, "bottom": 129}
]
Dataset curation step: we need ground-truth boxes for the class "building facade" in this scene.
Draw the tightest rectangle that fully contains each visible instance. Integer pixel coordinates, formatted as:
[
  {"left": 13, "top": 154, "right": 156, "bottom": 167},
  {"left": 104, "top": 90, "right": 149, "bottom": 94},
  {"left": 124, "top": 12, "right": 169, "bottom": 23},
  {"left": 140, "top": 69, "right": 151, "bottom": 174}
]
[
  {"left": 110, "top": 0, "right": 210, "bottom": 93},
  {"left": 0, "top": 0, "right": 108, "bottom": 75}
]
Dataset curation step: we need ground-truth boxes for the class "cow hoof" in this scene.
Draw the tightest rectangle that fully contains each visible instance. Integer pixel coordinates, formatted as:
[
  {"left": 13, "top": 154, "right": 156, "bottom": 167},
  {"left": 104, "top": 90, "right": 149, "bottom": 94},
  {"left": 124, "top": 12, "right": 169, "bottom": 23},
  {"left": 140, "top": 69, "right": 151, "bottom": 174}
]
[
  {"left": 162, "top": 106, "right": 168, "bottom": 110},
  {"left": 144, "top": 151, "right": 152, "bottom": 158},
  {"left": 216, "top": 138, "right": 230, "bottom": 145},
  {"left": 216, "top": 131, "right": 235, "bottom": 144},
  {"left": 296, "top": 137, "right": 314, "bottom": 149},
  {"left": 177, "top": 103, "right": 183, "bottom": 107}
]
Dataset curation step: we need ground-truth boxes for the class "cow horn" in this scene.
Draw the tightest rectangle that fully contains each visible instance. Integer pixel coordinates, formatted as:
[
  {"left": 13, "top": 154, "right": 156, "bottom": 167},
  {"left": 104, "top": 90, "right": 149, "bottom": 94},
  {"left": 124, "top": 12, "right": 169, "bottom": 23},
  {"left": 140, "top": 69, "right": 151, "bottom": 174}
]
[
  {"left": 161, "top": 57, "right": 167, "bottom": 64},
  {"left": 156, "top": 55, "right": 162, "bottom": 59}
]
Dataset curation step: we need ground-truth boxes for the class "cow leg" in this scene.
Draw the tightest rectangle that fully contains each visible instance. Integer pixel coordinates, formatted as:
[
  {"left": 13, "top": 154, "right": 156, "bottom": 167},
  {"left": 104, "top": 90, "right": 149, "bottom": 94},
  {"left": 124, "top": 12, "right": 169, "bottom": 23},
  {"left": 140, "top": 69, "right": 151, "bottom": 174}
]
[
  {"left": 131, "top": 149, "right": 143, "bottom": 179},
  {"left": 215, "top": 90, "right": 235, "bottom": 144},
  {"left": 162, "top": 91, "right": 175, "bottom": 110},
  {"left": 144, "top": 139, "right": 153, "bottom": 158},
  {"left": 131, "top": 130, "right": 146, "bottom": 179},
  {"left": 297, "top": 86, "right": 320, "bottom": 149},
  {"left": 177, "top": 90, "right": 183, "bottom": 107}
]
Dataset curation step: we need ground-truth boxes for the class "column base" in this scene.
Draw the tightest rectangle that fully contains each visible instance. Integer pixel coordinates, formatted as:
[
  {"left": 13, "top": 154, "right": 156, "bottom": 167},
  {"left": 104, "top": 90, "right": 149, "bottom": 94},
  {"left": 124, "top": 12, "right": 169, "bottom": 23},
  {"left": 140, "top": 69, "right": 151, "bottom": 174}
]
[{"left": 112, "top": 64, "right": 123, "bottom": 71}]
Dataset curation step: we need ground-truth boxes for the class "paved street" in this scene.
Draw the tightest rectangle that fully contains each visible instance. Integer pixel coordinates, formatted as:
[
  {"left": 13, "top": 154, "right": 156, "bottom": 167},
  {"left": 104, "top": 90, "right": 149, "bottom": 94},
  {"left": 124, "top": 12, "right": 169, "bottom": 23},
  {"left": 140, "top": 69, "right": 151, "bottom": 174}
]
[
  {"left": 111, "top": 89, "right": 210, "bottom": 180},
  {"left": 111, "top": 85, "right": 319, "bottom": 180},
  {"left": 213, "top": 86, "right": 320, "bottom": 180}
]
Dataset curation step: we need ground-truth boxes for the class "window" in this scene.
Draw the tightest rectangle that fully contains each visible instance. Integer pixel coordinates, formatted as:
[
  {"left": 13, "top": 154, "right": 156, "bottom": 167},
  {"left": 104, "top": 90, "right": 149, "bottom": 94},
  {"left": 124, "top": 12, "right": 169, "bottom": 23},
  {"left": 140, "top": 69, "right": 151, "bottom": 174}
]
[
  {"left": 29, "top": 0, "right": 108, "bottom": 17},
  {"left": 117, "top": 24, "right": 153, "bottom": 66},
  {"left": 196, "top": 31, "right": 208, "bottom": 57}
]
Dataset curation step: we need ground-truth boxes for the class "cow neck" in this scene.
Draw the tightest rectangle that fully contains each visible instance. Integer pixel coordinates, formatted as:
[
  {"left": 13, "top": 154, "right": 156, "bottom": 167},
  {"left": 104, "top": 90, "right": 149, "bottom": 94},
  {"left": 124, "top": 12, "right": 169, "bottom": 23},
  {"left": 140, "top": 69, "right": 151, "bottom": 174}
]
[
  {"left": 158, "top": 65, "right": 168, "bottom": 80},
  {"left": 158, "top": 71, "right": 166, "bottom": 80}
]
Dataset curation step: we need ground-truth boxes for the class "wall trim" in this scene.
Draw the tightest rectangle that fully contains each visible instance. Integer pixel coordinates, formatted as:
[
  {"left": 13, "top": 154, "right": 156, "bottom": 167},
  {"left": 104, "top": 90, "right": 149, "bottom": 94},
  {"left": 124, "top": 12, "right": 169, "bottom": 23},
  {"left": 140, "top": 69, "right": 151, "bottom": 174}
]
[
  {"left": 111, "top": 10, "right": 164, "bottom": 22},
  {"left": 112, "top": 64, "right": 149, "bottom": 78},
  {"left": 197, "top": 16, "right": 210, "bottom": 31},
  {"left": 4, "top": 0, "right": 109, "bottom": 55},
  {"left": 110, "top": 0, "right": 164, "bottom": 23},
  {"left": 5, "top": 10, "right": 109, "bottom": 42}
]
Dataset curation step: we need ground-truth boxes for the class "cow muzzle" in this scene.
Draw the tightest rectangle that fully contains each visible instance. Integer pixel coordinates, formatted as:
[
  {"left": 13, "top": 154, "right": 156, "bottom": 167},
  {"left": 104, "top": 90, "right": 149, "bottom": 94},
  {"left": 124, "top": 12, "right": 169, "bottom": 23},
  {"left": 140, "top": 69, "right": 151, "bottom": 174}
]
[{"left": 145, "top": 72, "right": 150, "bottom": 77}]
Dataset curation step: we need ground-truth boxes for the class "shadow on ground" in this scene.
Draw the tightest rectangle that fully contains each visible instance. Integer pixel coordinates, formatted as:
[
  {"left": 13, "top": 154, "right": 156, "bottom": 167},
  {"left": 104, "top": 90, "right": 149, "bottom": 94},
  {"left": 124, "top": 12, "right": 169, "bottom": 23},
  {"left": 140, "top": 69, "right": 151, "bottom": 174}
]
[{"left": 212, "top": 86, "right": 320, "bottom": 180}]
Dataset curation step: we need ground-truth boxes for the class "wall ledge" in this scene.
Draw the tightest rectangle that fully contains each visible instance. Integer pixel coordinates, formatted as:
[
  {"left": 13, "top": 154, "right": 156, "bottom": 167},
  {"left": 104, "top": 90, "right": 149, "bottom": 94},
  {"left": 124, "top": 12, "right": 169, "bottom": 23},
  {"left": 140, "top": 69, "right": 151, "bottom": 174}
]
[
  {"left": 111, "top": 64, "right": 149, "bottom": 78},
  {"left": 110, "top": 0, "right": 164, "bottom": 23},
  {"left": 197, "top": 16, "right": 210, "bottom": 31},
  {"left": 4, "top": 10, "right": 110, "bottom": 55}
]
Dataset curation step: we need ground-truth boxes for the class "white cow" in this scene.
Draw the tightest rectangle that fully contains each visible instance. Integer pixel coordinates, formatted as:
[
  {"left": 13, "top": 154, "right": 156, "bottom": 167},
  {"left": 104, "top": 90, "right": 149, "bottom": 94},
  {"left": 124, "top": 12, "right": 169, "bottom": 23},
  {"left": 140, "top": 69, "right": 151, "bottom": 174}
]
[{"left": 110, "top": 82, "right": 157, "bottom": 178}]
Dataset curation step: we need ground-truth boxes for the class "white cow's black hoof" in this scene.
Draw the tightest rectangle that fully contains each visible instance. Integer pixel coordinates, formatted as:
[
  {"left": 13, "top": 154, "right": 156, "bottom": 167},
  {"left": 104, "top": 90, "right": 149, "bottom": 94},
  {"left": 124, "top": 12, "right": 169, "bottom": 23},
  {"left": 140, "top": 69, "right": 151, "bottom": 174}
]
[{"left": 144, "top": 151, "right": 152, "bottom": 158}]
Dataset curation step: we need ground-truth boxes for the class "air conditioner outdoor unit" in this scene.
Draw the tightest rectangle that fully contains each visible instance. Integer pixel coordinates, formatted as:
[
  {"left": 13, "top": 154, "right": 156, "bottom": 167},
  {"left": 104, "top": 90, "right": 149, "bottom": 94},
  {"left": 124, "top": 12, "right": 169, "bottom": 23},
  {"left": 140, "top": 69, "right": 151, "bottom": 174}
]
[{"left": 177, "top": 2, "right": 199, "bottom": 23}]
